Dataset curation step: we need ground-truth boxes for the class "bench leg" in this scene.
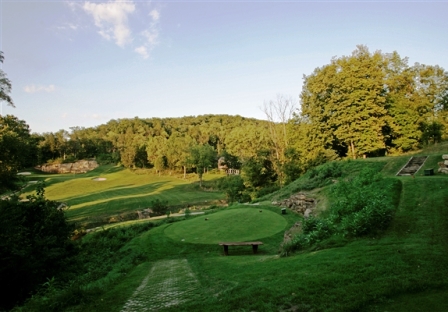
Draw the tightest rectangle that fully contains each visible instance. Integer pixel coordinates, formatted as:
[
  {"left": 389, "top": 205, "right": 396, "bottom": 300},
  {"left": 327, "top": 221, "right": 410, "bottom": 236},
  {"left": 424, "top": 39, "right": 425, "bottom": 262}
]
[
  {"left": 252, "top": 244, "right": 258, "bottom": 254},
  {"left": 223, "top": 245, "right": 229, "bottom": 256}
]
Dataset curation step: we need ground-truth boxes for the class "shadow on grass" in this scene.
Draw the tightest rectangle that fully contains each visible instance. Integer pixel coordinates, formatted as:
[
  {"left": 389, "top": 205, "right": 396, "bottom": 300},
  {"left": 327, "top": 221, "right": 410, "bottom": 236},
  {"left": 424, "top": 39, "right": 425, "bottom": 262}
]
[{"left": 65, "top": 181, "right": 168, "bottom": 210}]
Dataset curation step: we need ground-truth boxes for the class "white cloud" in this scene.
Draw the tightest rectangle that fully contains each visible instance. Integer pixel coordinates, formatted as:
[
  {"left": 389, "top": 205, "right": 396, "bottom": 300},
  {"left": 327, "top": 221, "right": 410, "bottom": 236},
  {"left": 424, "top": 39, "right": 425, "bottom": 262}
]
[
  {"left": 134, "top": 8, "right": 161, "bottom": 59},
  {"left": 83, "top": 0, "right": 135, "bottom": 47},
  {"left": 135, "top": 46, "right": 149, "bottom": 59},
  {"left": 56, "top": 23, "right": 79, "bottom": 31},
  {"left": 149, "top": 9, "right": 160, "bottom": 22},
  {"left": 24, "top": 84, "right": 56, "bottom": 93}
]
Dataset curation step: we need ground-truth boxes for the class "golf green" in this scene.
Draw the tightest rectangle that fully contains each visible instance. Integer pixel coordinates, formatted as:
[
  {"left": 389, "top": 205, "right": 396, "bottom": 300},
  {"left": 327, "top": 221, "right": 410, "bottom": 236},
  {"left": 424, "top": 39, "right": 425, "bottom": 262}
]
[{"left": 164, "top": 208, "right": 287, "bottom": 244}]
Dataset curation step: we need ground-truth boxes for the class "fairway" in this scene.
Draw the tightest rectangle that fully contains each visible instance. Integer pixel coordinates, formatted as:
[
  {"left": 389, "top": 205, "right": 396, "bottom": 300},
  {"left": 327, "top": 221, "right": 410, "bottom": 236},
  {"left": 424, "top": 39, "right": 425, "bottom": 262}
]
[
  {"left": 164, "top": 207, "right": 287, "bottom": 244},
  {"left": 19, "top": 165, "right": 225, "bottom": 223}
]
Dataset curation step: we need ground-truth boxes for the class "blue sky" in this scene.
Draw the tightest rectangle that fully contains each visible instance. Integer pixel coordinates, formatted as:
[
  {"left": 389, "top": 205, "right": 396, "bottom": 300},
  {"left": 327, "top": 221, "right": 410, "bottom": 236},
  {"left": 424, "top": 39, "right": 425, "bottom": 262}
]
[{"left": 1, "top": 0, "right": 448, "bottom": 134}]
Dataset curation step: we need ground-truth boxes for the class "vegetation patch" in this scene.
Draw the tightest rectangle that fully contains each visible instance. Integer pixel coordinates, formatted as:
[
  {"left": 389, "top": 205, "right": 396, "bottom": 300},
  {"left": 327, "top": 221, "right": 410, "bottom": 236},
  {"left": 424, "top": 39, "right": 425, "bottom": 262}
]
[{"left": 281, "top": 168, "right": 401, "bottom": 255}]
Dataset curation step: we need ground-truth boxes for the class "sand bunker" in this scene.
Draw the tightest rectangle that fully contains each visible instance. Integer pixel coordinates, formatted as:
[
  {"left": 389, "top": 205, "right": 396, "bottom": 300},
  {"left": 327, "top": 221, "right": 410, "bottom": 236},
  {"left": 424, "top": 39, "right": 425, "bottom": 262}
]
[
  {"left": 92, "top": 177, "right": 107, "bottom": 181},
  {"left": 17, "top": 172, "right": 31, "bottom": 175}
]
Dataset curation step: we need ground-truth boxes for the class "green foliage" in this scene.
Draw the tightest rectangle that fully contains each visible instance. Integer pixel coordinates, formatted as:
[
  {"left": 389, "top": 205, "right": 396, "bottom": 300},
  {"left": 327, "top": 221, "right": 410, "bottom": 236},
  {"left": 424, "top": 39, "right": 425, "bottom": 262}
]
[
  {"left": 0, "top": 184, "right": 75, "bottom": 310},
  {"left": 420, "top": 121, "right": 444, "bottom": 145},
  {"left": 281, "top": 168, "right": 400, "bottom": 256},
  {"left": 18, "top": 223, "right": 153, "bottom": 311},
  {"left": 96, "top": 152, "right": 120, "bottom": 165},
  {"left": 329, "top": 169, "right": 399, "bottom": 237},
  {"left": 150, "top": 198, "right": 169, "bottom": 216},
  {"left": 241, "top": 150, "right": 277, "bottom": 193},
  {"left": 216, "top": 175, "right": 248, "bottom": 203},
  {"left": 0, "top": 51, "right": 14, "bottom": 107},
  {"left": 187, "top": 144, "right": 216, "bottom": 186},
  {"left": 0, "top": 115, "right": 36, "bottom": 192},
  {"left": 15, "top": 149, "right": 448, "bottom": 312},
  {"left": 282, "top": 147, "right": 302, "bottom": 185},
  {"left": 299, "top": 45, "right": 448, "bottom": 159}
]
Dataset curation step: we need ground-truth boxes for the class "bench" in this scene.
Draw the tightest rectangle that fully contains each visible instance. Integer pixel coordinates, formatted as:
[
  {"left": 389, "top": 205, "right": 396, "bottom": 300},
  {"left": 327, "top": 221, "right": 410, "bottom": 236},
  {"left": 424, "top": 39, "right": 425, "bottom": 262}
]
[{"left": 219, "top": 241, "right": 263, "bottom": 256}]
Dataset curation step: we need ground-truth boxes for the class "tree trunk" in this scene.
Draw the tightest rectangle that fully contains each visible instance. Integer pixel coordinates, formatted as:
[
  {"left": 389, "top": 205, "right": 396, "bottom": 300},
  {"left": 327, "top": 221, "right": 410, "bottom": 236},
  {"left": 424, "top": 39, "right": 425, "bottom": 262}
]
[
  {"left": 350, "top": 141, "right": 356, "bottom": 159},
  {"left": 183, "top": 166, "right": 186, "bottom": 179}
]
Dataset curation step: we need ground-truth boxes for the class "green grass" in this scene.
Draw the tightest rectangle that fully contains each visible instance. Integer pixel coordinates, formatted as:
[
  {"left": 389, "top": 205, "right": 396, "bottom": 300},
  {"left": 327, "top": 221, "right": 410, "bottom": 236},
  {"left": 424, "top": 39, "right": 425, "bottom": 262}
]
[
  {"left": 17, "top": 147, "right": 448, "bottom": 312},
  {"left": 164, "top": 206, "right": 287, "bottom": 244},
  {"left": 19, "top": 165, "right": 226, "bottom": 225}
]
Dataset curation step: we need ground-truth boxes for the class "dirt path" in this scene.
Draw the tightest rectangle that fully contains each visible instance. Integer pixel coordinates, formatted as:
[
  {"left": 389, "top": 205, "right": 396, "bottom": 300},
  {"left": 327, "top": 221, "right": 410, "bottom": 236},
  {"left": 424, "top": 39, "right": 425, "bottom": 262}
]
[{"left": 121, "top": 259, "right": 200, "bottom": 311}]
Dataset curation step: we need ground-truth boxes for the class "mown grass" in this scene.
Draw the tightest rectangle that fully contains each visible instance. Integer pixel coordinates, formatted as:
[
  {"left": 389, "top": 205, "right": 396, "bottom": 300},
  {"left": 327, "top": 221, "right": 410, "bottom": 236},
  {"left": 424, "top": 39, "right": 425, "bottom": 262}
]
[
  {"left": 19, "top": 165, "right": 226, "bottom": 226},
  {"left": 17, "top": 148, "right": 448, "bottom": 311},
  {"left": 164, "top": 206, "right": 287, "bottom": 244}
]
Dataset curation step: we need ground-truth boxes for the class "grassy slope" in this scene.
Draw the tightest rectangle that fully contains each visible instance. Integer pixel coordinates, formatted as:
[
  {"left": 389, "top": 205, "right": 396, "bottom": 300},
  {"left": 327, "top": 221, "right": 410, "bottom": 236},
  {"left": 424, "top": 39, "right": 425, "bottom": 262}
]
[
  {"left": 74, "top": 151, "right": 447, "bottom": 311},
  {"left": 19, "top": 165, "right": 225, "bottom": 224},
  {"left": 22, "top": 145, "right": 448, "bottom": 311}
]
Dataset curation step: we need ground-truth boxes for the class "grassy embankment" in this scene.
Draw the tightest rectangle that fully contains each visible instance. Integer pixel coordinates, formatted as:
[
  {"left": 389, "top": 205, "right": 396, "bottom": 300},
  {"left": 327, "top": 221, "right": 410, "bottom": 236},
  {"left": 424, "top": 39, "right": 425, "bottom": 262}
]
[
  {"left": 18, "top": 143, "right": 448, "bottom": 311},
  {"left": 19, "top": 165, "right": 226, "bottom": 228}
]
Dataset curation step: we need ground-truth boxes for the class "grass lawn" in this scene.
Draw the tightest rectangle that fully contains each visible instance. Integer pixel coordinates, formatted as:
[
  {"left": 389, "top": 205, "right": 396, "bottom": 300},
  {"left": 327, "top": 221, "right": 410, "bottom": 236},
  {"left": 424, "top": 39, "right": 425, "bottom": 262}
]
[
  {"left": 164, "top": 206, "right": 287, "bottom": 244},
  {"left": 19, "top": 165, "right": 226, "bottom": 225},
  {"left": 17, "top": 147, "right": 448, "bottom": 312},
  {"left": 83, "top": 152, "right": 448, "bottom": 312}
]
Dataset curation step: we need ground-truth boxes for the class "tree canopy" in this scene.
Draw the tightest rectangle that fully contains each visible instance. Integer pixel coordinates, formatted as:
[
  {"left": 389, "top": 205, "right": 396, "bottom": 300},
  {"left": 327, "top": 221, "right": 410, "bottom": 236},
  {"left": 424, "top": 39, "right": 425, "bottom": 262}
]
[{"left": 300, "top": 45, "right": 448, "bottom": 158}]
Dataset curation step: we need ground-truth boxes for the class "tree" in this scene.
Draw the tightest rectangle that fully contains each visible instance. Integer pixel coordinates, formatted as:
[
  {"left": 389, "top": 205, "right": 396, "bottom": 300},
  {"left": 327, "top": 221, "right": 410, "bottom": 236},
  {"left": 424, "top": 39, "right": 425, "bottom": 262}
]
[
  {"left": 241, "top": 149, "right": 277, "bottom": 192},
  {"left": 187, "top": 144, "right": 216, "bottom": 187},
  {"left": 0, "top": 51, "right": 14, "bottom": 108},
  {"left": 301, "top": 46, "right": 389, "bottom": 159},
  {"left": 217, "top": 175, "right": 247, "bottom": 203},
  {"left": 262, "top": 94, "right": 297, "bottom": 184},
  {"left": 165, "top": 132, "right": 195, "bottom": 178},
  {"left": 0, "top": 184, "right": 75, "bottom": 309},
  {"left": 0, "top": 115, "right": 34, "bottom": 192}
]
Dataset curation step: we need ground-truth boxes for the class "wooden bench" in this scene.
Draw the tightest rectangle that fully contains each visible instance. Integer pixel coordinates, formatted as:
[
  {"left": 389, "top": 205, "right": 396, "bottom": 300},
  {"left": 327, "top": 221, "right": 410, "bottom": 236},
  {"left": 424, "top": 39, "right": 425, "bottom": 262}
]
[{"left": 219, "top": 241, "right": 263, "bottom": 255}]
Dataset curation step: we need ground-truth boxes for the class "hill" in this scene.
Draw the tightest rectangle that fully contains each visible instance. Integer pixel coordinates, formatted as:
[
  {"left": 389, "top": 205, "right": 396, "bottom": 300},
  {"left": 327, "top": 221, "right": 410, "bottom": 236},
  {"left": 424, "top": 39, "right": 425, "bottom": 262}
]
[{"left": 17, "top": 145, "right": 448, "bottom": 311}]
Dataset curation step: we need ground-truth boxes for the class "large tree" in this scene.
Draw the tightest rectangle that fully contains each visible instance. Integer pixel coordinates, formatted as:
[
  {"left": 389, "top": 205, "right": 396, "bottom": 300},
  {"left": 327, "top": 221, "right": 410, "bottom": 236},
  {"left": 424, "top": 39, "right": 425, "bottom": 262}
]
[{"left": 301, "top": 45, "right": 388, "bottom": 159}]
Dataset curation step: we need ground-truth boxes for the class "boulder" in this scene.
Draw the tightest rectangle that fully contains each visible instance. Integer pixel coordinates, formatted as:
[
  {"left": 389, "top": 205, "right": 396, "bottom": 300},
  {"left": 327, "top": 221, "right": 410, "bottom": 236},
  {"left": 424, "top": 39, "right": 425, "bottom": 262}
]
[
  {"left": 442, "top": 154, "right": 448, "bottom": 160},
  {"left": 38, "top": 159, "right": 99, "bottom": 174},
  {"left": 273, "top": 192, "right": 316, "bottom": 216}
]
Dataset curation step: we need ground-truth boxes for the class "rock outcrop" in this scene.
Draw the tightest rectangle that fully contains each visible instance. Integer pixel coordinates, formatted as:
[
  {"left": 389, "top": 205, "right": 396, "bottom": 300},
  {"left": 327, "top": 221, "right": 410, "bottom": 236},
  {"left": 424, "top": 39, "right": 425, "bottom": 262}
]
[
  {"left": 272, "top": 192, "right": 316, "bottom": 217},
  {"left": 37, "top": 159, "right": 99, "bottom": 174},
  {"left": 438, "top": 154, "right": 448, "bottom": 174}
]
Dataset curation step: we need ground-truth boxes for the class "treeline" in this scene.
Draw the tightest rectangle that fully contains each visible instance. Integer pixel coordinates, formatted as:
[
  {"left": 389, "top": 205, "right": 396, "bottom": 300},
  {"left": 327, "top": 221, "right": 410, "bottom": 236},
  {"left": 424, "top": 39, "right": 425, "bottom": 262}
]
[{"left": 1, "top": 46, "right": 447, "bottom": 194}]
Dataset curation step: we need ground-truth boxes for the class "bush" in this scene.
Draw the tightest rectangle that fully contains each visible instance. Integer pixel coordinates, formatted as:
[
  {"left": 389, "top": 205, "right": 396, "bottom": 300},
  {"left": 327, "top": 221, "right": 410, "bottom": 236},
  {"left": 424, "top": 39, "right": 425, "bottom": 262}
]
[
  {"left": 150, "top": 199, "right": 169, "bottom": 216},
  {"left": 0, "top": 184, "right": 75, "bottom": 310},
  {"left": 281, "top": 169, "right": 400, "bottom": 256},
  {"left": 216, "top": 175, "right": 247, "bottom": 203}
]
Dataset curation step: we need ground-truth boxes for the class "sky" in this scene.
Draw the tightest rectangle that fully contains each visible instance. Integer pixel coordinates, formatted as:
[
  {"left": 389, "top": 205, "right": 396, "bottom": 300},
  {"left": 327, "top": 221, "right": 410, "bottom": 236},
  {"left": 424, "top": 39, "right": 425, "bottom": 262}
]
[{"left": 1, "top": 0, "right": 448, "bottom": 134}]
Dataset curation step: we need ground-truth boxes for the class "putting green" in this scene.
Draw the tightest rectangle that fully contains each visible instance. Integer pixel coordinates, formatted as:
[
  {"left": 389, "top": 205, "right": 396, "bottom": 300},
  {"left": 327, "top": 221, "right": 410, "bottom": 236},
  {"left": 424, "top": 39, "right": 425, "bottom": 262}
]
[{"left": 164, "top": 208, "right": 287, "bottom": 244}]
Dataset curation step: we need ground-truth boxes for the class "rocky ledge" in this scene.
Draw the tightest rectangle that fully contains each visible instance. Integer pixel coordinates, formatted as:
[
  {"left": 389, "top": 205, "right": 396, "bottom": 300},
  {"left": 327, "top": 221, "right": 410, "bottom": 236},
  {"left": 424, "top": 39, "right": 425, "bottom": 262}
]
[
  {"left": 272, "top": 192, "right": 316, "bottom": 218},
  {"left": 37, "top": 159, "right": 99, "bottom": 174}
]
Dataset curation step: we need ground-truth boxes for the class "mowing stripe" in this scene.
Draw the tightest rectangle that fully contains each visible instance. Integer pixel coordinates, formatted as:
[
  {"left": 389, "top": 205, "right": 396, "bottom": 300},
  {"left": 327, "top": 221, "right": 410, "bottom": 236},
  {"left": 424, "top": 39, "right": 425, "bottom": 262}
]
[{"left": 121, "top": 259, "right": 200, "bottom": 312}]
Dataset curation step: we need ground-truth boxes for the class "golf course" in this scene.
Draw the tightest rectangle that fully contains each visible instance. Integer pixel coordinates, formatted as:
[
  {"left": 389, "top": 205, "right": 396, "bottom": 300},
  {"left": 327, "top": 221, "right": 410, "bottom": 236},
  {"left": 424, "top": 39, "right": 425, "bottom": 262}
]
[{"left": 12, "top": 142, "right": 448, "bottom": 312}]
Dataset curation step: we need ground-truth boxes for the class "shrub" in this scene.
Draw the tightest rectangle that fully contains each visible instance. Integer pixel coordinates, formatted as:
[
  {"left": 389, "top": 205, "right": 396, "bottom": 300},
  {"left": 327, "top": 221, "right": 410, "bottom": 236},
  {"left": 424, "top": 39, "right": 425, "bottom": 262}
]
[
  {"left": 150, "top": 199, "right": 169, "bottom": 216},
  {"left": 216, "top": 175, "right": 247, "bottom": 203},
  {"left": 281, "top": 168, "right": 400, "bottom": 256},
  {"left": 0, "top": 184, "right": 75, "bottom": 310}
]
